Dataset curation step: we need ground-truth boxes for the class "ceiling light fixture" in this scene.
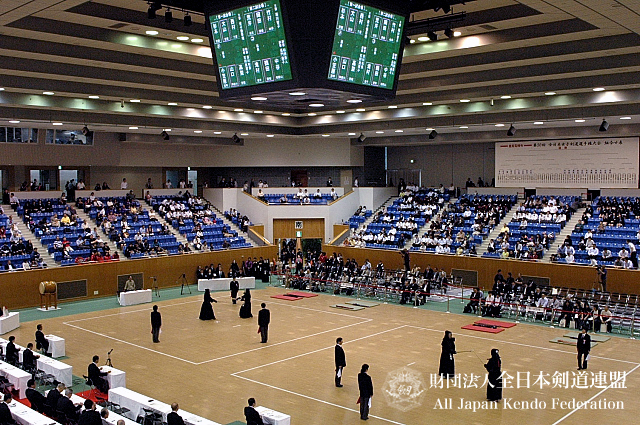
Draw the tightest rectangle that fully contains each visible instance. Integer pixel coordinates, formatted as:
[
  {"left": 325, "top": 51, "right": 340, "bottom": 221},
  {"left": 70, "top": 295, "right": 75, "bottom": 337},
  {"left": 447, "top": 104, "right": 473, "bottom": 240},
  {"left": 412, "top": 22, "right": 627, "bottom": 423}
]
[
  {"left": 130, "top": 99, "right": 140, "bottom": 103},
  {"left": 309, "top": 103, "right": 324, "bottom": 107},
  {"left": 575, "top": 119, "right": 585, "bottom": 123},
  {"left": 129, "top": 126, "right": 138, "bottom": 130},
  {"left": 322, "top": 134, "right": 330, "bottom": 137},
  {"left": 251, "top": 96, "right": 267, "bottom": 101},
  {"left": 9, "top": 120, "right": 20, "bottom": 124},
  {"left": 282, "top": 113, "right": 291, "bottom": 116},
  {"left": 177, "top": 36, "right": 190, "bottom": 41},
  {"left": 336, "top": 110, "right": 346, "bottom": 114},
  {"left": 545, "top": 92, "right": 556, "bottom": 96},
  {"left": 43, "top": 91, "right": 54, "bottom": 95},
  {"left": 495, "top": 124, "right": 505, "bottom": 127},
  {"left": 348, "top": 133, "right": 356, "bottom": 136},
  {"left": 202, "top": 105, "right": 213, "bottom": 109},
  {"left": 52, "top": 122, "right": 63, "bottom": 126},
  {"left": 266, "top": 134, "right": 275, "bottom": 138},
  {"left": 460, "top": 99, "right": 470, "bottom": 103},
  {"left": 534, "top": 121, "right": 544, "bottom": 125},
  {"left": 395, "top": 130, "right": 403, "bottom": 133},
  {"left": 289, "top": 92, "right": 306, "bottom": 96},
  {"left": 308, "top": 113, "right": 317, "bottom": 116},
  {"left": 593, "top": 87, "right": 605, "bottom": 92},
  {"left": 388, "top": 105, "right": 397, "bottom": 109},
  {"left": 459, "top": 126, "right": 468, "bottom": 129},
  {"left": 168, "top": 102, "right": 178, "bottom": 106},
  {"left": 500, "top": 95, "right": 511, "bottom": 99},
  {"left": 194, "top": 130, "right": 202, "bottom": 133},
  {"left": 191, "top": 38, "right": 204, "bottom": 43},
  {"left": 88, "top": 95, "right": 100, "bottom": 99},
  {"left": 356, "top": 108, "right": 366, "bottom": 112},
  {"left": 417, "top": 36, "right": 429, "bottom": 42},
  {"left": 423, "top": 102, "right": 432, "bottom": 106},
  {"left": 347, "top": 99, "right": 362, "bottom": 104},
  {"left": 164, "top": 8, "right": 173, "bottom": 23},
  {"left": 620, "top": 117, "right": 631, "bottom": 120},
  {"left": 146, "top": 30, "right": 158, "bottom": 35},
  {"left": 376, "top": 131, "right": 384, "bottom": 134},
  {"left": 453, "top": 31, "right": 462, "bottom": 37},
  {"left": 234, "top": 108, "right": 244, "bottom": 112},
  {"left": 254, "top": 110, "right": 263, "bottom": 114}
]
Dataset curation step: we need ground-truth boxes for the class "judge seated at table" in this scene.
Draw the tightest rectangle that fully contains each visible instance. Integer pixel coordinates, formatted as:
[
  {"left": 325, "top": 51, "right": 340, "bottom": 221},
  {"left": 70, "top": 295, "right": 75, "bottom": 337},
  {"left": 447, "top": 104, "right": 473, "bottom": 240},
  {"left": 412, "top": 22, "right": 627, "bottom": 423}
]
[
  {"left": 244, "top": 398, "right": 264, "bottom": 425},
  {"left": 78, "top": 399, "right": 102, "bottom": 425},
  {"left": 47, "top": 383, "right": 65, "bottom": 412},
  {"left": 5, "top": 336, "right": 20, "bottom": 365},
  {"left": 124, "top": 276, "right": 136, "bottom": 292},
  {"left": 167, "top": 403, "right": 185, "bottom": 425},
  {"left": 26, "top": 379, "right": 47, "bottom": 414},
  {"left": 0, "top": 394, "right": 17, "bottom": 425},
  {"left": 35, "top": 324, "right": 50, "bottom": 355},
  {"left": 57, "top": 389, "right": 81, "bottom": 422},
  {"left": 22, "top": 343, "right": 40, "bottom": 372},
  {"left": 88, "top": 355, "right": 110, "bottom": 394}
]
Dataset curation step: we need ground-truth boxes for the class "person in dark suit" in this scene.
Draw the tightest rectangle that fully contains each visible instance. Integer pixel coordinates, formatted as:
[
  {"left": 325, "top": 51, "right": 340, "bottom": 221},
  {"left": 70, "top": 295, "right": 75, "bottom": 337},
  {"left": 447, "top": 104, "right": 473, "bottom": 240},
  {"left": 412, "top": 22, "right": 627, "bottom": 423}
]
[
  {"left": 243, "top": 398, "right": 264, "bottom": 425},
  {"left": 335, "top": 337, "right": 346, "bottom": 387},
  {"left": 78, "top": 399, "right": 102, "bottom": 425},
  {"left": 484, "top": 349, "right": 502, "bottom": 402},
  {"left": 56, "top": 389, "right": 81, "bottom": 422},
  {"left": 399, "top": 249, "right": 410, "bottom": 271},
  {"left": 438, "top": 330, "right": 456, "bottom": 378},
  {"left": 166, "top": 403, "right": 185, "bottom": 425},
  {"left": 46, "top": 383, "right": 65, "bottom": 412},
  {"left": 35, "top": 324, "right": 49, "bottom": 355},
  {"left": 88, "top": 355, "right": 110, "bottom": 394},
  {"left": 151, "top": 305, "right": 161, "bottom": 343},
  {"left": 577, "top": 327, "right": 591, "bottom": 370},
  {"left": 0, "top": 393, "right": 17, "bottom": 425},
  {"left": 5, "top": 336, "right": 20, "bottom": 366},
  {"left": 22, "top": 343, "right": 40, "bottom": 372},
  {"left": 358, "top": 364, "right": 373, "bottom": 420},
  {"left": 230, "top": 278, "right": 240, "bottom": 304},
  {"left": 25, "top": 379, "right": 47, "bottom": 413},
  {"left": 258, "top": 303, "right": 270, "bottom": 343}
]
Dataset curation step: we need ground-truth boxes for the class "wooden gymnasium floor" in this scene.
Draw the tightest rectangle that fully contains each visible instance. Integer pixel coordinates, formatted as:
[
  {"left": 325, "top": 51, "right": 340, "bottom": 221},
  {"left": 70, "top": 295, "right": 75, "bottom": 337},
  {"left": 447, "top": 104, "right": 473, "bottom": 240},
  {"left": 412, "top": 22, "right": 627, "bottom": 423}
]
[{"left": 10, "top": 286, "right": 640, "bottom": 425}]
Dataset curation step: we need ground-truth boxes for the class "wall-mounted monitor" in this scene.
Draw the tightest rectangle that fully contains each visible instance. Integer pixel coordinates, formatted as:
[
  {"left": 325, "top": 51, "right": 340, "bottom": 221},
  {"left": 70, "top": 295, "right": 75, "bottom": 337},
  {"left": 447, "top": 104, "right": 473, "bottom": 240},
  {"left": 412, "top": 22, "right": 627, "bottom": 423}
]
[
  {"left": 208, "top": 0, "right": 293, "bottom": 92},
  {"left": 328, "top": 0, "right": 405, "bottom": 90}
]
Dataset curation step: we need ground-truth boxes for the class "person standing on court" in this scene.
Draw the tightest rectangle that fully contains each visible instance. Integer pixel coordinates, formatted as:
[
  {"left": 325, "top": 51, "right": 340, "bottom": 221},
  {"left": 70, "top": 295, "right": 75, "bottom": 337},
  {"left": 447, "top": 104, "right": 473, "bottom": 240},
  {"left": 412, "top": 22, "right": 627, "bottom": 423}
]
[
  {"left": 400, "top": 249, "right": 410, "bottom": 271},
  {"left": 258, "top": 303, "right": 270, "bottom": 343},
  {"left": 484, "top": 349, "right": 502, "bottom": 402},
  {"left": 357, "top": 364, "right": 373, "bottom": 420},
  {"left": 151, "top": 305, "right": 161, "bottom": 343},
  {"left": 577, "top": 327, "right": 591, "bottom": 370},
  {"left": 438, "top": 330, "right": 456, "bottom": 378},
  {"left": 335, "top": 337, "right": 346, "bottom": 387},
  {"left": 230, "top": 278, "right": 240, "bottom": 304}
]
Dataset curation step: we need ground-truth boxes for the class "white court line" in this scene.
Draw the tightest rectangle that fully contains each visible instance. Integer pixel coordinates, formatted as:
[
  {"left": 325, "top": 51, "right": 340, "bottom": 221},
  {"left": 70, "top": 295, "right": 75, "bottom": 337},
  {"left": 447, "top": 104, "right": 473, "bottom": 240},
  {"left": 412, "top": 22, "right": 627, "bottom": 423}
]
[
  {"left": 63, "top": 299, "right": 202, "bottom": 323},
  {"left": 551, "top": 362, "right": 640, "bottom": 425},
  {"left": 232, "top": 374, "right": 406, "bottom": 425},
  {"left": 255, "top": 298, "right": 374, "bottom": 319},
  {"left": 232, "top": 325, "right": 406, "bottom": 374},
  {"left": 405, "top": 325, "right": 640, "bottom": 365},
  {"left": 63, "top": 322, "right": 199, "bottom": 365},
  {"left": 195, "top": 318, "right": 372, "bottom": 365}
]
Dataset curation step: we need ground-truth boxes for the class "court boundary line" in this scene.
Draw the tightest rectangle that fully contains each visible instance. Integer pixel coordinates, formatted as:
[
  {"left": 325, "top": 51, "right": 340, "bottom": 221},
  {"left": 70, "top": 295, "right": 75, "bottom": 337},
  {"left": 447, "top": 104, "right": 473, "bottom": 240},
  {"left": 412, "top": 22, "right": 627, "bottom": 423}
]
[
  {"left": 232, "top": 324, "right": 639, "bottom": 425},
  {"left": 62, "top": 296, "right": 372, "bottom": 365}
]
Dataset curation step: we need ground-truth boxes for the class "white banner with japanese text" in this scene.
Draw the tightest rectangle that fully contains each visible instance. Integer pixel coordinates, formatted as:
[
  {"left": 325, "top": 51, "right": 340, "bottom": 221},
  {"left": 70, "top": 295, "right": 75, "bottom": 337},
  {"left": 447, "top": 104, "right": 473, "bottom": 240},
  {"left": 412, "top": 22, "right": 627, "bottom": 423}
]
[{"left": 495, "top": 138, "right": 639, "bottom": 188}]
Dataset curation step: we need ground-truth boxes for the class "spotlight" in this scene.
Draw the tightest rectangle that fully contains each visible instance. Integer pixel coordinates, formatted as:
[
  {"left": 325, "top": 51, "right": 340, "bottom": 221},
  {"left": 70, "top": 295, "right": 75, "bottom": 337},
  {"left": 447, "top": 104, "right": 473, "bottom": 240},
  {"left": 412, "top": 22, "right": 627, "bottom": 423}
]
[
  {"left": 165, "top": 8, "right": 173, "bottom": 23},
  {"left": 444, "top": 28, "right": 454, "bottom": 39},
  {"left": 161, "top": 130, "right": 170, "bottom": 140},
  {"left": 231, "top": 133, "right": 241, "bottom": 143},
  {"left": 429, "top": 129, "right": 438, "bottom": 139},
  {"left": 427, "top": 31, "right": 437, "bottom": 41},
  {"left": 599, "top": 119, "right": 609, "bottom": 132},
  {"left": 147, "top": 2, "right": 162, "bottom": 19},
  {"left": 184, "top": 13, "right": 192, "bottom": 27},
  {"left": 357, "top": 133, "right": 366, "bottom": 143},
  {"left": 507, "top": 124, "right": 516, "bottom": 137}
]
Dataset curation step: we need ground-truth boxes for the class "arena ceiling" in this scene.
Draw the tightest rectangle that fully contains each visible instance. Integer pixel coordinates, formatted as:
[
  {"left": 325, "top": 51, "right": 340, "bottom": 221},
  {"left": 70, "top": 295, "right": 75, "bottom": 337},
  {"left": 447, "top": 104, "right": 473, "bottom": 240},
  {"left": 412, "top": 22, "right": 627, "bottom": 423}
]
[{"left": 0, "top": 0, "right": 638, "bottom": 145}]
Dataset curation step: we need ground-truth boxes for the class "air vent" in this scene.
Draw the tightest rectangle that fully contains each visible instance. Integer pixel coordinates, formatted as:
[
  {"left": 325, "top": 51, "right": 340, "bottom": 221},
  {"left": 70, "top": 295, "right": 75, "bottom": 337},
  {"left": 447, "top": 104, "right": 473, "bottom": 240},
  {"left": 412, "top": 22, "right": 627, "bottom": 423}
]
[
  {"left": 479, "top": 24, "right": 497, "bottom": 30},
  {"left": 109, "top": 22, "right": 128, "bottom": 29}
]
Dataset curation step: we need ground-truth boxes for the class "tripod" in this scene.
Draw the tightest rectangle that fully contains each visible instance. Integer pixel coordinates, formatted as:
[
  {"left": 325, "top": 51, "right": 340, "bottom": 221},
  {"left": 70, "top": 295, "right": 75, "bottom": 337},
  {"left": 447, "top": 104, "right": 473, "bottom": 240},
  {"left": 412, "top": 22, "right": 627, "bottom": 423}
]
[
  {"left": 105, "top": 349, "right": 113, "bottom": 367},
  {"left": 178, "top": 273, "right": 191, "bottom": 295}
]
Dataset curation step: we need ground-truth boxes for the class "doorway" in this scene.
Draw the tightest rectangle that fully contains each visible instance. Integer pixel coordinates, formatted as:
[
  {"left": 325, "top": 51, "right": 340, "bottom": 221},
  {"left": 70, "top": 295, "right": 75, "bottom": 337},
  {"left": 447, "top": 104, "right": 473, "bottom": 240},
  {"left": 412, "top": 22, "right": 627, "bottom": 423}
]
[
  {"left": 291, "top": 170, "right": 308, "bottom": 187},
  {"left": 188, "top": 170, "right": 198, "bottom": 196}
]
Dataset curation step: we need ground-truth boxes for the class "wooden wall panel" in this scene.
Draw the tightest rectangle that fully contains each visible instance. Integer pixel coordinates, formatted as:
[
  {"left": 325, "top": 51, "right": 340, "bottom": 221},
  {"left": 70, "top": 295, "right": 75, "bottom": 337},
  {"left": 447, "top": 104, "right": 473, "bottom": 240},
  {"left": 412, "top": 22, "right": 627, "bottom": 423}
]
[
  {"left": 323, "top": 246, "right": 640, "bottom": 294},
  {"left": 273, "top": 218, "right": 324, "bottom": 240},
  {"left": 0, "top": 246, "right": 277, "bottom": 310}
]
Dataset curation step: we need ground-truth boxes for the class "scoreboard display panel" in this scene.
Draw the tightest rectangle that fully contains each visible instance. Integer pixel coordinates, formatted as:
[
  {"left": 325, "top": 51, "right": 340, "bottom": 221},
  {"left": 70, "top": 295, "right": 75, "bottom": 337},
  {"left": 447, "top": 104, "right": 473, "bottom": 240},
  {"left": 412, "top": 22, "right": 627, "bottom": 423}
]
[
  {"left": 328, "top": 0, "right": 405, "bottom": 89},
  {"left": 209, "top": 0, "right": 293, "bottom": 89}
]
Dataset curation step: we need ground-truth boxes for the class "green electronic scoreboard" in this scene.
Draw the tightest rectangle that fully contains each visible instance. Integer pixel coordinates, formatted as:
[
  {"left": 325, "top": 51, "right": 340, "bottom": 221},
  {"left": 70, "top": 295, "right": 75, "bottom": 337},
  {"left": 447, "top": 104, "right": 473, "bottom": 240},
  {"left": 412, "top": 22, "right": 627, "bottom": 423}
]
[
  {"left": 209, "top": 0, "right": 293, "bottom": 90},
  {"left": 328, "top": 0, "right": 405, "bottom": 89}
]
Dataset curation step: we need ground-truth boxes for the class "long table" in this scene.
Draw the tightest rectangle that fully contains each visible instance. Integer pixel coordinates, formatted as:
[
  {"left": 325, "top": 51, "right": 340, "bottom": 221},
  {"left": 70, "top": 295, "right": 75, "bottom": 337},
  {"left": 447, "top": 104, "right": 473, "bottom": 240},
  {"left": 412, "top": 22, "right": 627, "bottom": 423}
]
[
  {"left": 0, "top": 312, "right": 20, "bottom": 334},
  {"left": 197, "top": 277, "right": 255, "bottom": 292},
  {"left": 45, "top": 335, "right": 65, "bottom": 358},
  {"left": 0, "top": 360, "right": 31, "bottom": 399},
  {"left": 255, "top": 406, "right": 291, "bottom": 425},
  {"left": 118, "top": 289, "right": 152, "bottom": 306},
  {"left": 108, "top": 387, "right": 222, "bottom": 425},
  {"left": 102, "top": 365, "right": 126, "bottom": 389},
  {"left": 37, "top": 356, "right": 73, "bottom": 386},
  {"left": 8, "top": 400, "right": 60, "bottom": 425}
]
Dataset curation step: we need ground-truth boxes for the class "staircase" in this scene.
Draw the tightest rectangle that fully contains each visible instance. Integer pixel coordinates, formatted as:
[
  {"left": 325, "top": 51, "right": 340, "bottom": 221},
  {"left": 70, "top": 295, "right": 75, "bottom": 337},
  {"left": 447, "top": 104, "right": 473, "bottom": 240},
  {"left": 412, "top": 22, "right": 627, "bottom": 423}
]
[
  {"left": 73, "top": 207, "right": 122, "bottom": 259},
  {"left": 353, "top": 196, "right": 397, "bottom": 235},
  {"left": 545, "top": 205, "right": 587, "bottom": 262},
  {"left": 152, "top": 213, "right": 190, "bottom": 246},
  {"left": 12, "top": 216, "right": 50, "bottom": 267},
  {"left": 476, "top": 201, "right": 522, "bottom": 255},
  {"left": 402, "top": 200, "right": 452, "bottom": 249},
  {"left": 207, "top": 204, "right": 256, "bottom": 247}
]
